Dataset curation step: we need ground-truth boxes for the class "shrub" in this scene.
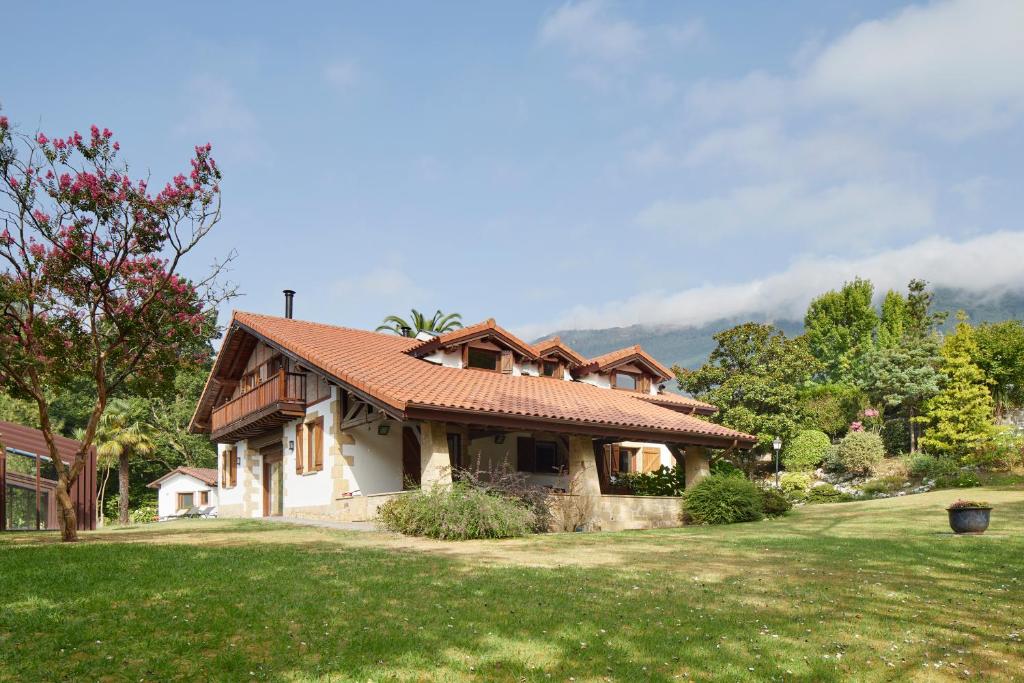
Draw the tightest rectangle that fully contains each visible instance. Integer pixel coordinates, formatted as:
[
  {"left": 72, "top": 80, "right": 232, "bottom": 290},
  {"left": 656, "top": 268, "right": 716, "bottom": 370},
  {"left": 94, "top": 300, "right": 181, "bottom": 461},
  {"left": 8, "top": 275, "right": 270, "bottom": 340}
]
[
  {"left": 615, "top": 465, "right": 686, "bottom": 496},
  {"left": 804, "top": 483, "right": 854, "bottom": 504},
  {"left": 710, "top": 459, "right": 745, "bottom": 478},
  {"left": 904, "top": 452, "right": 955, "bottom": 480},
  {"left": 881, "top": 418, "right": 911, "bottom": 456},
  {"left": 782, "top": 430, "right": 832, "bottom": 472},
  {"left": 377, "top": 482, "right": 537, "bottom": 540},
  {"left": 834, "top": 431, "right": 885, "bottom": 475},
  {"left": 796, "top": 383, "right": 866, "bottom": 438},
  {"left": 859, "top": 476, "right": 904, "bottom": 496},
  {"left": 454, "top": 459, "right": 552, "bottom": 532},
  {"left": 821, "top": 445, "right": 844, "bottom": 474},
  {"left": 964, "top": 430, "right": 1024, "bottom": 471},
  {"left": 760, "top": 488, "right": 792, "bottom": 516},
  {"left": 129, "top": 503, "right": 158, "bottom": 525},
  {"left": 779, "top": 471, "right": 813, "bottom": 494},
  {"left": 936, "top": 469, "right": 981, "bottom": 489},
  {"left": 682, "top": 474, "right": 764, "bottom": 525}
]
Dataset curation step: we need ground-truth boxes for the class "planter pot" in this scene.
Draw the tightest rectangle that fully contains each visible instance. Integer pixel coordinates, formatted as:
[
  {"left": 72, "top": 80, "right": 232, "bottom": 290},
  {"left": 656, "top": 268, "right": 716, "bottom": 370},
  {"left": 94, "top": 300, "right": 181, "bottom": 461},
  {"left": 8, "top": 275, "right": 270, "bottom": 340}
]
[{"left": 947, "top": 507, "right": 992, "bottom": 534}]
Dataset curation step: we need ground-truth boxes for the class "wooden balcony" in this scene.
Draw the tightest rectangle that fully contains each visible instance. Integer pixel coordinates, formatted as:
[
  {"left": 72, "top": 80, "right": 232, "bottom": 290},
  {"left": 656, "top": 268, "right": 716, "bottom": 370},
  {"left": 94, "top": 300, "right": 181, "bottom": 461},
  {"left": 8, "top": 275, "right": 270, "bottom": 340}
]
[{"left": 211, "top": 370, "right": 307, "bottom": 442}]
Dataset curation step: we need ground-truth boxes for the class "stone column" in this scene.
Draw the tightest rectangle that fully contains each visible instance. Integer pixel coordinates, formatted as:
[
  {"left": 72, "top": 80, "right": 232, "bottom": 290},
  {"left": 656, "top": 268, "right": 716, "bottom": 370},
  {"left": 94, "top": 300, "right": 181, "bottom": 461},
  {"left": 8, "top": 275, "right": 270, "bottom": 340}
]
[
  {"left": 568, "top": 435, "right": 601, "bottom": 497},
  {"left": 684, "top": 446, "right": 710, "bottom": 489},
  {"left": 420, "top": 421, "right": 452, "bottom": 489}
]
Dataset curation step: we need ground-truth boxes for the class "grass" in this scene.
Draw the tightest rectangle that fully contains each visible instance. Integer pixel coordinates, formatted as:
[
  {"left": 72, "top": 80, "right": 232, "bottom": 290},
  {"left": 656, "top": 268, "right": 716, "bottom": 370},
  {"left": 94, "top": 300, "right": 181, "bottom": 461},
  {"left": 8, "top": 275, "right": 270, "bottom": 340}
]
[{"left": 1, "top": 487, "right": 1023, "bottom": 681}]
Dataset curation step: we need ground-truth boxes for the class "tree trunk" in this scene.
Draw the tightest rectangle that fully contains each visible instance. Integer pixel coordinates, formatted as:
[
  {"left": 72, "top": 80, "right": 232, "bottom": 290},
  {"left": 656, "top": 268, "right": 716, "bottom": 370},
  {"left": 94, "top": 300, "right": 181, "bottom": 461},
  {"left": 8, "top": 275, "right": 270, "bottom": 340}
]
[
  {"left": 909, "top": 408, "right": 917, "bottom": 454},
  {"left": 118, "top": 453, "right": 130, "bottom": 525},
  {"left": 55, "top": 477, "right": 79, "bottom": 542}
]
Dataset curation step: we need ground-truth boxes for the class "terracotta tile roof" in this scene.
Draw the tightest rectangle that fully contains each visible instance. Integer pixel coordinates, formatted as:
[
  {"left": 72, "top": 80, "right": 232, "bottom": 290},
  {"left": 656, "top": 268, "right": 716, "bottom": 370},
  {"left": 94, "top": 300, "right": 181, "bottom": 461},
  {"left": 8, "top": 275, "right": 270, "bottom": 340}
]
[
  {"left": 632, "top": 392, "right": 717, "bottom": 415},
  {"left": 409, "top": 318, "right": 538, "bottom": 359},
  {"left": 532, "top": 336, "right": 588, "bottom": 366},
  {"left": 148, "top": 466, "right": 219, "bottom": 488},
  {"left": 194, "top": 312, "right": 755, "bottom": 447},
  {"left": 577, "top": 345, "right": 674, "bottom": 381}
]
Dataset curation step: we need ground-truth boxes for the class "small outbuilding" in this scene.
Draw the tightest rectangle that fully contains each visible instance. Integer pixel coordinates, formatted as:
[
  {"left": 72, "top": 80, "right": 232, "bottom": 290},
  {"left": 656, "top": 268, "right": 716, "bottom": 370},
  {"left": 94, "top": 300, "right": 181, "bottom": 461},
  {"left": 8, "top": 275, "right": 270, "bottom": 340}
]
[{"left": 147, "top": 467, "right": 219, "bottom": 520}]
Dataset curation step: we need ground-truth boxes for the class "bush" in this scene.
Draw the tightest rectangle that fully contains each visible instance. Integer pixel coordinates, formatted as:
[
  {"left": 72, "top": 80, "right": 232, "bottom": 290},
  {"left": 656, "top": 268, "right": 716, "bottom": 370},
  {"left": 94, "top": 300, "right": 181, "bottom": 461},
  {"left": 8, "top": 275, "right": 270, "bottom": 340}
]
[
  {"left": 859, "top": 476, "right": 904, "bottom": 496},
  {"left": 964, "top": 430, "right": 1024, "bottom": 471},
  {"left": 682, "top": 474, "right": 764, "bottom": 525},
  {"left": 804, "top": 483, "right": 854, "bottom": 504},
  {"left": 904, "top": 452, "right": 955, "bottom": 480},
  {"left": 615, "top": 465, "right": 685, "bottom": 496},
  {"left": 834, "top": 431, "right": 885, "bottom": 475},
  {"left": 797, "top": 383, "right": 866, "bottom": 438},
  {"left": 129, "top": 503, "right": 158, "bottom": 525},
  {"left": 779, "top": 471, "right": 813, "bottom": 494},
  {"left": 782, "top": 430, "right": 832, "bottom": 471},
  {"left": 454, "top": 459, "right": 552, "bottom": 532},
  {"left": 377, "top": 482, "right": 537, "bottom": 540},
  {"left": 881, "top": 418, "right": 911, "bottom": 456},
  {"left": 760, "top": 488, "right": 792, "bottom": 516},
  {"left": 936, "top": 469, "right": 981, "bottom": 489},
  {"left": 710, "top": 459, "right": 745, "bottom": 478}
]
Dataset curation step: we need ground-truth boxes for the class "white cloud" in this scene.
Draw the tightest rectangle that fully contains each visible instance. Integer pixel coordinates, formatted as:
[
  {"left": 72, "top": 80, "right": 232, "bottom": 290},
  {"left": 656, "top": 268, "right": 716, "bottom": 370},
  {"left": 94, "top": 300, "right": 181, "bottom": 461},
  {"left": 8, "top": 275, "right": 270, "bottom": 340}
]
[
  {"left": 176, "top": 75, "right": 263, "bottom": 162},
  {"left": 324, "top": 60, "right": 360, "bottom": 90},
  {"left": 802, "top": 0, "right": 1024, "bottom": 133},
  {"left": 636, "top": 181, "right": 934, "bottom": 245},
  {"left": 539, "top": 0, "right": 644, "bottom": 61},
  {"left": 518, "top": 231, "right": 1024, "bottom": 337}
]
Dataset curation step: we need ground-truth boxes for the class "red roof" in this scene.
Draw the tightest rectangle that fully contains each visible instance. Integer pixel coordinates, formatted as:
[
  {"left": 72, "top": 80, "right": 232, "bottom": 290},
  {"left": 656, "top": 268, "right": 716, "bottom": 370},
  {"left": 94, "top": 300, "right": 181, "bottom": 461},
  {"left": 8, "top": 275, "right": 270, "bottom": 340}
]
[
  {"left": 533, "top": 336, "right": 588, "bottom": 366},
  {"left": 576, "top": 345, "right": 674, "bottom": 381},
  {"left": 148, "top": 466, "right": 218, "bottom": 488},
  {"left": 409, "top": 318, "right": 538, "bottom": 359},
  {"left": 634, "top": 392, "right": 717, "bottom": 415},
  {"left": 192, "top": 312, "right": 754, "bottom": 447}
]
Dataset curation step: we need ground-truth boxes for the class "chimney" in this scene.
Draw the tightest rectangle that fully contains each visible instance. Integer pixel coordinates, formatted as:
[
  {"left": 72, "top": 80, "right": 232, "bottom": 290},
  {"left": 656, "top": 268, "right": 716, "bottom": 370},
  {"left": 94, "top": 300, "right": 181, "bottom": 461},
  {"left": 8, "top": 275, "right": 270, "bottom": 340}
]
[
  {"left": 283, "top": 289, "right": 295, "bottom": 319},
  {"left": 400, "top": 325, "right": 412, "bottom": 337}
]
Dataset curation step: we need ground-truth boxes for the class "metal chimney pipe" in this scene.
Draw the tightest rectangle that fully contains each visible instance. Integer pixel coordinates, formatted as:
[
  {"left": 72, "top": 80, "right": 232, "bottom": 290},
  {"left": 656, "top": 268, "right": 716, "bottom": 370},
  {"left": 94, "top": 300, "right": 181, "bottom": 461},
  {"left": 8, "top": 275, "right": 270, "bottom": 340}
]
[
  {"left": 283, "top": 289, "right": 295, "bottom": 319},
  {"left": 400, "top": 325, "right": 412, "bottom": 337}
]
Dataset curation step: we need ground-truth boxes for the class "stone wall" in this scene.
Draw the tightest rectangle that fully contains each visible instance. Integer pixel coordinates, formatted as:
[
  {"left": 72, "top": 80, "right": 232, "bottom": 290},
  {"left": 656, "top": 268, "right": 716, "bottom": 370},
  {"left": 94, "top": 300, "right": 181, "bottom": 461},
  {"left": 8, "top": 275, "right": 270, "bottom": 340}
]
[{"left": 549, "top": 493, "right": 682, "bottom": 531}]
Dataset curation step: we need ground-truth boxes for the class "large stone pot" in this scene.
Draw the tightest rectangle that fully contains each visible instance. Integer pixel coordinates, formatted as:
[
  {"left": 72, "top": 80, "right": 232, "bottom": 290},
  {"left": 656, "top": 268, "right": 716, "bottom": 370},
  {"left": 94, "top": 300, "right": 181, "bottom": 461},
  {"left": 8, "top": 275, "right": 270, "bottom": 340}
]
[{"left": 947, "top": 507, "right": 992, "bottom": 534}]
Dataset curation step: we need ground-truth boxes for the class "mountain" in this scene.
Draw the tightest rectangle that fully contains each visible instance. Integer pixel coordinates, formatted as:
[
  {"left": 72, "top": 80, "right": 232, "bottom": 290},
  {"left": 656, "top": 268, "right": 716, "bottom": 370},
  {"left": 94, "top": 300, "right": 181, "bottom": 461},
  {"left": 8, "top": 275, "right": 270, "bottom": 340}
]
[{"left": 542, "top": 288, "right": 1024, "bottom": 371}]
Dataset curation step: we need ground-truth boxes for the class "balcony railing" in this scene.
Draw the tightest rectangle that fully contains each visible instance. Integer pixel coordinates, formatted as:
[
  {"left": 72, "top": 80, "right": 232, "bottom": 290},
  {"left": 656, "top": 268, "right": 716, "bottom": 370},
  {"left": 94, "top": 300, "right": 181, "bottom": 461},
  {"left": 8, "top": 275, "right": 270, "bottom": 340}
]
[{"left": 211, "top": 370, "right": 306, "bottom": 436}]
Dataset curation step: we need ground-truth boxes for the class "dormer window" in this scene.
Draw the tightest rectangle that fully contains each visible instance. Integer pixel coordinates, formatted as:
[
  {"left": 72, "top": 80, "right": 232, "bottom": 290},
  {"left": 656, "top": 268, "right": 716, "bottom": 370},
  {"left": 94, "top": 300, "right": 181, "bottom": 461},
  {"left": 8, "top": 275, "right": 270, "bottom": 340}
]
[
  {"left": 467, "top": 347, "right": 500, "bottom": 371},
  {"left": 612, "top": 371, "right": 639, "bottom": 391},
  {"left": 540, "top": 360, "right": 560, "bottom": 377}
]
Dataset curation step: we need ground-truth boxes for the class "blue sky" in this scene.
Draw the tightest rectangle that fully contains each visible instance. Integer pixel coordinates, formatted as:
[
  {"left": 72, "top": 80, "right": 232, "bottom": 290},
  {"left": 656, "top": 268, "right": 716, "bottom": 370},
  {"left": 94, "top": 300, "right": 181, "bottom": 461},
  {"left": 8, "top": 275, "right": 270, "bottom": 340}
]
[{"left": 4, "top": 0, "right": 1023, "bottom": 338}]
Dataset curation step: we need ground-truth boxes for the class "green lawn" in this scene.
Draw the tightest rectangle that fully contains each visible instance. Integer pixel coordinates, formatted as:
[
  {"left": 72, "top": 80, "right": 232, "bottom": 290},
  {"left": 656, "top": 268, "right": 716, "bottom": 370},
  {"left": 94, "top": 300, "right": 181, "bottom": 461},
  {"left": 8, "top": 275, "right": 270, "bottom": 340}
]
[{"left": 2, "top": 487, "right": 1022, "bottom": 682}]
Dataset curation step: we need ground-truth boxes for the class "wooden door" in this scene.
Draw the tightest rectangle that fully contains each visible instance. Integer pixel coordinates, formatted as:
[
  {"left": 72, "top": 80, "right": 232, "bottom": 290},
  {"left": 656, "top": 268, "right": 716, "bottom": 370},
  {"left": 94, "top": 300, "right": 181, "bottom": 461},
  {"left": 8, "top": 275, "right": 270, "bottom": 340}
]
[
  {"left": 262, "top": 446, "right": 283, "bottom": 517},
  {"left": 402, "top": 426, "right": 421, "bottom": 489}
]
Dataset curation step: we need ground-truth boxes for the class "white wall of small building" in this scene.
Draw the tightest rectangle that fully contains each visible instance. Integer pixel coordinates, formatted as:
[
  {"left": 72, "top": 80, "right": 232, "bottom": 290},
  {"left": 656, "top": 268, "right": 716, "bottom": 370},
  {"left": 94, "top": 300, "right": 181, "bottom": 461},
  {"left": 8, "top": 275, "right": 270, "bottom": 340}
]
[{"left": 156, "top": 472, "right": 218, "bottom": 519}]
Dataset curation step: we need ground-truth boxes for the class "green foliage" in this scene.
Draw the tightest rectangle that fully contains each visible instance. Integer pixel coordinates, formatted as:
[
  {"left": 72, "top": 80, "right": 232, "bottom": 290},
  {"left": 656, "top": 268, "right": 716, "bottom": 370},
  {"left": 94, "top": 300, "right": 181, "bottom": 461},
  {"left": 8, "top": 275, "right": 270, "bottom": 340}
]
[
  {"left": 903, "top": 453, "right": 953, "bottom": 480},
  {"left": 833, "top": 431, "right": 885, "bottom": 475},
  {"left": 918, "top": 317, "right": 995, "bottom": 457},
  {"left": 129, "top": 503, "right": 158, "bottom": 525},
  {"left": 759, "top": 488, "right": 792, "bottom": 516},
  {"left": 682, "top": 474, "right": 764, "bottom": 525},
  {"left": 615, "top": 465, "right": 685, "bottom": 496},
  {"left": 710, "top": 459, "right": 745, "bottom": 478},
  {"left": 881, "top": 418, "right": 911, "bottom": 456},
  {"left": 804, "top": 278, "right": 878, "bottom": 382},
  {"left": 905, "top": 279, "right": 948, "bottom": 339},
  {"left": 804, "top": 483, "right": 854, "bottom": 504},
  {"left": 877, "top": 289, "right": 908, "bottom": 349},
  {"left": 377, "top": 483, "right": 537, "bottom": 540},
  {"left": 676, "top": 323, "right": 819, "bottom": 468},
  {"left": 796, "top": 383, "right": 866, "bottom": 437},
  {"left": 859, "top": 476, "right": 904, "bottom": 496},
  {"left": 935, "top": 469, "right": 981, "bottom": 489},
  {"left": 376, "top": 309, "right": 463, "bottom": 337},
  {"left": 779, "top": 471, "right": 813, "bottom": 495},
  {"left": 964, "top": 429, "right": 1024, "bottom": 471},
  {"left": 782, "top": 430, "right": 832, "bottom": 472},
  {"left": 972, "top": 319, "right": 1024, "bottom": 415}
]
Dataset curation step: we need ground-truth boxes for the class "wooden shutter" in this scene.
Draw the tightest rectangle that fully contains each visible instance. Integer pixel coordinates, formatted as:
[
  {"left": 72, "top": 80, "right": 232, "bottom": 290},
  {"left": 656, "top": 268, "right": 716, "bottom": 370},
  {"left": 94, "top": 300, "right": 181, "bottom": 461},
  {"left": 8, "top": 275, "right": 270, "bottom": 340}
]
[
  {"left": 226, "top": 448, "right": 237, "bottom": 487},
  {"left": 295, "top": 424, "right": 305, "bottom": 474},
  {"left": 312, "top": 417, "right": 324, "bottom": 471},
  {"left": 639, "top": 375, "right": 651, "bottom": 394},
  {"left": 642, "top": 447, "right": 661, "bottom": 473},
  {"left": 500, "top": 350, "right": 514, "bottom": 374},
  {"left": 517, "top": 436, "right": 536, "bottom": 472},
  {"left": 610, "top": 444, "right": 622, "bottom": 473}
]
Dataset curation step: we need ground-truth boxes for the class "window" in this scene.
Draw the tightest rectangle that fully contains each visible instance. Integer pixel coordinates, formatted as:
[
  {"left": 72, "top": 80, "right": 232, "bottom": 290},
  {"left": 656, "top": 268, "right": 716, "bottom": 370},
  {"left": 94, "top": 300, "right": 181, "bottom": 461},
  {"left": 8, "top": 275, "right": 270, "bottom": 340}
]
[
  {"left": 613, "top": 371, "right": 638, "bottom": 391},
  {"left": 177, "top": 492, "right": 195, "bottom": 510},
  {"left": 296, "top": 417, "right": 325, "bottom": 474},
  {"left": 541, "top": 360, "right": 560, "bottom": 377},
  {"left": 199, "top": 491, "right": 210, "bottom": 506},
  {"left": 467, "top": 347, "right": 500, "bottom": 371},
  {"left": 516, "top": 437, "right": 566, "bottom": 474},
  {"left": 221, "top": 448, "right": 237, "bottom": 488}
]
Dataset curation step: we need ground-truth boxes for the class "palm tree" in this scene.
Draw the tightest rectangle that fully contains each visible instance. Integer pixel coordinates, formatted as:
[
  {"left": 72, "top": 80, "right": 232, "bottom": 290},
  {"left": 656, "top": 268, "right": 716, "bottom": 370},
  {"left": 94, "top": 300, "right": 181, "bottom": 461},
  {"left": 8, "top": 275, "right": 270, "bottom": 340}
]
[
  {"left": 376, "top": 309, "right": 463, "bottom": 337},
  {"left": 81, "top": 399, "right": 155, "bottom": 526}
]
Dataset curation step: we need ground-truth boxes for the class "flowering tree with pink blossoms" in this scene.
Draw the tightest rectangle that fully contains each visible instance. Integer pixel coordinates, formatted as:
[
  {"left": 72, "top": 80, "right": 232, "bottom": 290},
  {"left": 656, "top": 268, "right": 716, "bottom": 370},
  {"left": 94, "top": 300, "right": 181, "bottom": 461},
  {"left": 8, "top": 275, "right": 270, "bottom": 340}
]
[{"left": 0, "top": 112, "right": 233, "bottom": 541}]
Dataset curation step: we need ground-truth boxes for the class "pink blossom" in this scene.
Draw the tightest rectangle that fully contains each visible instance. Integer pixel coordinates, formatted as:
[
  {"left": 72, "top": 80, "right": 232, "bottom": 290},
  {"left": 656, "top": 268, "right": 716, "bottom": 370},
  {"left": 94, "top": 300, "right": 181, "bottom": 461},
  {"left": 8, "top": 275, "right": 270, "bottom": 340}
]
[
  {"left": 849, "top": 421, "right": 864, "bottom": 432},
  {"left": 37, "top": 133, "right": 49, "bottom": 145},
  {"left": 0, "top": 116, "right": 8, "bottom": 129},
  {"left": 863, "top": 408, "right": 879, "bottom": 418}
]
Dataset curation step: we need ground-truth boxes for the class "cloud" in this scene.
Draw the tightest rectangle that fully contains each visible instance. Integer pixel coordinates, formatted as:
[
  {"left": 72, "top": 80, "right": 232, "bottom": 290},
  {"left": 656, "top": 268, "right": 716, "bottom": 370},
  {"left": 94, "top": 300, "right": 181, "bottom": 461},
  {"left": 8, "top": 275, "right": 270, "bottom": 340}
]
[
  {"left": 324, "top": 60, "right": 360, "bottom": 90},
  {"left": 539, "top": 0, "right": 644, "bottom": 62},
  {"left": 518, "top": 231, "right": 1024, "bottom": 337},
  {"left": 176, "top": 75, "right": 263, "bottom": 161},
  {"left": 331, "top": 266, "right": 428, "bottom": 307},
  {"left": 802, "top": 0, "right": 1024, "bottom": 133},
  {"left": 636, "top": 181, "right": 934, "bottom": 246}
]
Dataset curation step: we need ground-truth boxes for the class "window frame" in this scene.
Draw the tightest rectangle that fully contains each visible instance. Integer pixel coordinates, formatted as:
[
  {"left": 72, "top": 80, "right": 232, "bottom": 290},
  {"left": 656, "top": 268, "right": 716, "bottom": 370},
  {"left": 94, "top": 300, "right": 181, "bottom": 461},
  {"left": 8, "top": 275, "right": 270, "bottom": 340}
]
[
  {"left": 465, "top": 346, "right": 501, "bottom": 372},
  {"left": 611, "top": 370, "right": 641, "bottom": 392},
  {"left": 177, "top": 491, "right": 195, "bottom": 510},
  {"left": 221, "top": 448, "right": 237, "bottom": 488},
  {"left": 540, "top": 360, "right": 561, "bottom": 377},
  {"left": 199, "top": 490, "right": 210, "bottom": 506},
  {"left": 516, "top": 438, "right": 567, "bottom": 474}
]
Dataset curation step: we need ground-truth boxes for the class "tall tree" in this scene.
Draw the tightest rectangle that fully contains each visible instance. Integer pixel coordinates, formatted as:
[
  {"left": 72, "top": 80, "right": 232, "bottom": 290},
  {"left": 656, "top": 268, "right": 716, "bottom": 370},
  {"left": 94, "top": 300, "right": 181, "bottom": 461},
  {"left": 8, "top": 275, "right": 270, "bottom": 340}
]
[
  {"left": 905, "top": 278, "right": 947, "bottom": 340},
  {"left": 877, "top": 289, "right": 908, "bottom": 349},
  {"left": 376, "top": 309, "right": 463, "bottom": 337},
  {"left": 917, "top": 315, "right": 995, "bottom": 457},
  {"left": 973, "top": 320, "right": 1024, "bottom": 417},
  {"left": 804, "top": 278, "right": 878, "bottom": 382},
  {"left": 677, "top": 323, "right": 819, "bottom": 473},
  {"left": 0, "top": 114, "right": 231, "bottom": 541}
]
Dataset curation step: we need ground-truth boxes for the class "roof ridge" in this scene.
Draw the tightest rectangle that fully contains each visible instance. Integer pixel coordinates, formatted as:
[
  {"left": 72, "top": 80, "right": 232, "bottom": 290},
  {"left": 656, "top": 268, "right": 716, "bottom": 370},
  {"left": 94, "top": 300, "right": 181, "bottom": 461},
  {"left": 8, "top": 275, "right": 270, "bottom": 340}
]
[{"left": 233, "top": 311, "right": 409, "bottom": 341}]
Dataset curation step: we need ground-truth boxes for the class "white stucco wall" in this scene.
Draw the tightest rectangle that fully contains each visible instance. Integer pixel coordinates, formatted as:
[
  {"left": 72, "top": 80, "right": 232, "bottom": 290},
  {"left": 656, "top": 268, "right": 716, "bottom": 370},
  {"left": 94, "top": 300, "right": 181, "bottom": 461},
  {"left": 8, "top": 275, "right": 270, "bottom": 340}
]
[
  {"left": 344, "top": 419, "right": 404, "bottom": 495},
  {"left": 217, "top": 441, "right": 248, "bottom": 509},
  {"left": 156, "top": 472, "right": 218, "bottom": 519},
  {"left": 281, "top": 390, "right": 338, "bottom": 510},
  {"left": 618, "top": 441, "right": 676, "bottom": 470}
]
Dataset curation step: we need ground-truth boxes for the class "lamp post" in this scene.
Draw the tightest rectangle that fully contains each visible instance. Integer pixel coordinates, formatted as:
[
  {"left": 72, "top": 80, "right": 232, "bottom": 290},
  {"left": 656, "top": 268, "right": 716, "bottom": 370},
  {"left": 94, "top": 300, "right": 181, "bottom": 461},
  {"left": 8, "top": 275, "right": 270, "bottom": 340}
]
[{"left": 772, "top": 436, "right": 782, "bottom": 488}]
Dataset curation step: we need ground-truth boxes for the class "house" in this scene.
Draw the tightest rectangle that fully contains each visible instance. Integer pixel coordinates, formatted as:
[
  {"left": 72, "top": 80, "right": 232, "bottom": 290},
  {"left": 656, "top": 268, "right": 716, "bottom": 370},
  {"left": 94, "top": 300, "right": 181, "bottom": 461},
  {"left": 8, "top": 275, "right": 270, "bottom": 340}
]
[
  {"left": 147, "top": 467, "right": 220, "bottom": 519},
  {"left": 0, "top": 420, "right": 97, "bottom": 531},
  {"left": 189, "top": 298, "right": 755, "bottom": 530}
]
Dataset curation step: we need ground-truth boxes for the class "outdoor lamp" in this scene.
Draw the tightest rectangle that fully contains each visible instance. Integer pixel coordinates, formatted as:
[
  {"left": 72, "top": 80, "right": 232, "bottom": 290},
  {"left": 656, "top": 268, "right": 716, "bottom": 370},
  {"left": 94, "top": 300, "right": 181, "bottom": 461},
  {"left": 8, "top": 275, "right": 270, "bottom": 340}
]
[
  {"left": 772, "top": 437, "right": 783, "bottom": 488},
  {"left": 495, "top": 434, "right": 506, "bottom": 444},
  {"left": 377, "top": 423, "right": 391, "bottom": 436},
  {"left": 288, "top": 440, "right": 295, "bottom": 452}
]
